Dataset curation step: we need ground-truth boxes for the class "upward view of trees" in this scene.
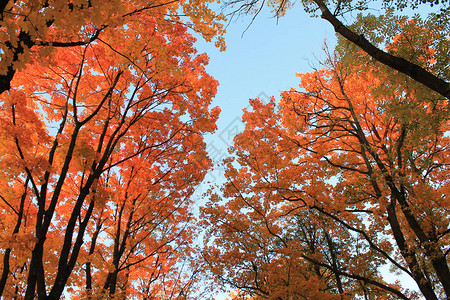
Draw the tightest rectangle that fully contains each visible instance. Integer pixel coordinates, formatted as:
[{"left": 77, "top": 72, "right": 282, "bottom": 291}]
[{"left": 0, "top": 0, "right": 449, "bottom": 299}]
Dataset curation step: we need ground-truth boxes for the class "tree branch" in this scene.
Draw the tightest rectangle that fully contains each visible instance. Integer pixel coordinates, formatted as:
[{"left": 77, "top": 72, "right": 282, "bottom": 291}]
[{"left": 312, "top": 0, "right": 450, "bottom": 99}]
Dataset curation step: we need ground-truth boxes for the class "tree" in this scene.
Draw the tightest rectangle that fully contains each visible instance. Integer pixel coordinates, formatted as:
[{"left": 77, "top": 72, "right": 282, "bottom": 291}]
[
  {"left": 223, "top": 0, "right": 449, "bottom": 99},
  {"left": 201, "top": 33, "right": 449, "bottom": 298},
  {"left": 0, "top": 4, "right": 221, "bottom": 298},
  {"left": 0, "top": 0, "right": 225, "bottom": 95}
]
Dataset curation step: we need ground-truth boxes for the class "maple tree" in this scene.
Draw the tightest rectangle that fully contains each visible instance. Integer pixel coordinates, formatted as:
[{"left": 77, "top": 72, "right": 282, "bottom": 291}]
[
  {"left": 0, "top": 0, "right": 223, "bottom": 298},
  {"left": 223, "top": 0, "right": 450, "bottom": 99},
  {"left": 201, "top": 21, "right": 449, "bottom": 299}
]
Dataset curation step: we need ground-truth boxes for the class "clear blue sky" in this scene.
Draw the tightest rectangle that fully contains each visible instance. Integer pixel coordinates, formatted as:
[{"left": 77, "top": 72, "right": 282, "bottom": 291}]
[{"left": 194, "top": 6, "right": 335, "bottom": 187}]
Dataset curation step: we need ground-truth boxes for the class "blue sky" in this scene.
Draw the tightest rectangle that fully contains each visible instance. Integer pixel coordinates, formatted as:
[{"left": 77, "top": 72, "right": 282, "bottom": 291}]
[{"left": 194, "top": 6, "right": 335, "bottom": 188}]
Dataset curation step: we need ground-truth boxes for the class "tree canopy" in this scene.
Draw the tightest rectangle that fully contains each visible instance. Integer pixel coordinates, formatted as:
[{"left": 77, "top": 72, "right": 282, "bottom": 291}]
[
  {"left": 201, "top": 18, "right": 450, "bottom": 299},
  {"left": 0, "top": 0, "right": 222, "bottom": 298}
]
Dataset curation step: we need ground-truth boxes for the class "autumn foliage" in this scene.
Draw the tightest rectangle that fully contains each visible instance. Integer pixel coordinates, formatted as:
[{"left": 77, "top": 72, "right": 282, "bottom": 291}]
[
  {"left": 0, "top": 0, "right": 222, "bottom": 299},
  {"left": 201, "top": 35, "right": 449, "bottom": 299},
  {"left": 0, "top": 0, "right": 225, "bottom": 94}
]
